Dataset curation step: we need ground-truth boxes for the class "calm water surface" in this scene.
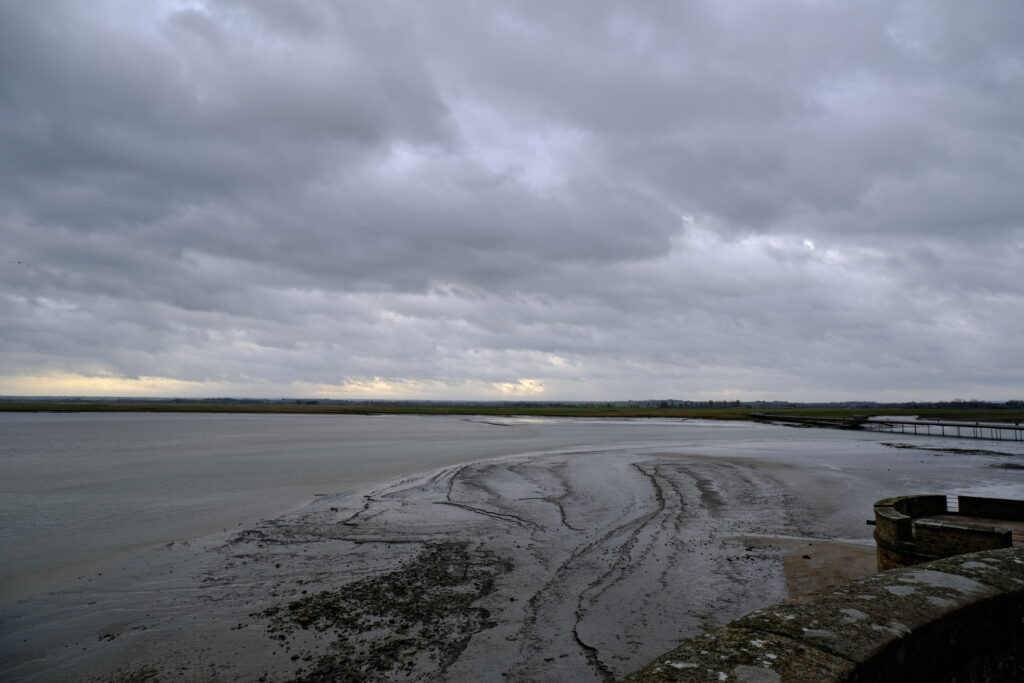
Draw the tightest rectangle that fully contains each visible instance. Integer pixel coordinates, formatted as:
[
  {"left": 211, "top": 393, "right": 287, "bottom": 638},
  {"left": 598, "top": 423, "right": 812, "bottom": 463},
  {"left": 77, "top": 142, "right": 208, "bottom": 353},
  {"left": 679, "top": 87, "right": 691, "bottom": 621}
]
[{"left": 2, "top": 412, "right": 1021, "bottom": 603}]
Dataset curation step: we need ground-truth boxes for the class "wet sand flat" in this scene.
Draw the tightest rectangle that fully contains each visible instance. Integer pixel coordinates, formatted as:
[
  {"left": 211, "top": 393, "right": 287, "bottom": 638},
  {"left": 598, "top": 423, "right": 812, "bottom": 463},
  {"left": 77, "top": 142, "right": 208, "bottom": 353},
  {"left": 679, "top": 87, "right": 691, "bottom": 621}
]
[{"left": 2, "top": 433, "right": 1020, "bottom": 682}]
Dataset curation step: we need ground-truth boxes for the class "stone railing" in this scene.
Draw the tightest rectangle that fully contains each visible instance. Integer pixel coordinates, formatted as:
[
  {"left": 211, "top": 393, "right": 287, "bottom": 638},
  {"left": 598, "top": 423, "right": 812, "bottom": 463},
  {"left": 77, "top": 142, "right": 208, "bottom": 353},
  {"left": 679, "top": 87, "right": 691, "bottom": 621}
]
[
  {"left": 620, "top": 547, "right": 1024, "bottom": 682},
  {"left": 873, "top": 495, "right": 1021, "bottom": 570}
]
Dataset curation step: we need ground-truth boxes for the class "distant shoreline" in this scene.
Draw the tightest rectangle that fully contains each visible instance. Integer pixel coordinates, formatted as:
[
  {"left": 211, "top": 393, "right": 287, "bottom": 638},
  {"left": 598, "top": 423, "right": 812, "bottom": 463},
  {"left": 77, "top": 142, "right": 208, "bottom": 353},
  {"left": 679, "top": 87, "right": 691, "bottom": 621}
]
[{"left": 1, "top": 400, "right": 1022, "bottom": 423}]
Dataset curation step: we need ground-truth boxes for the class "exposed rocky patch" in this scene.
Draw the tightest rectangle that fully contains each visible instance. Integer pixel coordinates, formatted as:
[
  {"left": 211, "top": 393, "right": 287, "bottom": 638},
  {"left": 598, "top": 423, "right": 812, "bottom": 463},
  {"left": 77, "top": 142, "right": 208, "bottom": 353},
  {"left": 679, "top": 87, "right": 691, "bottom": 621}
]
[{"left": 255, "top": 542, "right": 510, "bottom": 682}]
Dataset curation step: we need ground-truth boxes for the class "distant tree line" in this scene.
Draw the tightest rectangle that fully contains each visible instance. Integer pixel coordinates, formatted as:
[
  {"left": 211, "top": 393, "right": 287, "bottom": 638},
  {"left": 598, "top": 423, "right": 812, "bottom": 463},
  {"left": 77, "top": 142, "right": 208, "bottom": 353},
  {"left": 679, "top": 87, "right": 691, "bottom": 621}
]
[{"left": 1, "top": 396, "right": 1020, "bottom": 409}]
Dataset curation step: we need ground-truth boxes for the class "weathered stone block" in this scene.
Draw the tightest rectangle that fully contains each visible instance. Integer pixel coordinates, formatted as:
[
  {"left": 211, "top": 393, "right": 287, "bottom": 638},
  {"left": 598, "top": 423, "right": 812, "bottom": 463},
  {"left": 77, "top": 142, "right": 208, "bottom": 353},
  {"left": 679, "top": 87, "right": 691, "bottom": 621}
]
[
  {"left": 620, "top": 548, "right": 1024, "bottom": 682},
  {"left": 959, "top": 495, "right": 1024, "bottom": 522}
]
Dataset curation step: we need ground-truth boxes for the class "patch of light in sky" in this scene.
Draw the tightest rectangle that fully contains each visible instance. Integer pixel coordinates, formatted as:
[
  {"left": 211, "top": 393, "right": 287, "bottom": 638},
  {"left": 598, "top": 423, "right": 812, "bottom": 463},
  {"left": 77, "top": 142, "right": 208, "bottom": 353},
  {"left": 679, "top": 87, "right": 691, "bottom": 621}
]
[{"left": 450, "top": 99, "right": 588, "bottom": 190}]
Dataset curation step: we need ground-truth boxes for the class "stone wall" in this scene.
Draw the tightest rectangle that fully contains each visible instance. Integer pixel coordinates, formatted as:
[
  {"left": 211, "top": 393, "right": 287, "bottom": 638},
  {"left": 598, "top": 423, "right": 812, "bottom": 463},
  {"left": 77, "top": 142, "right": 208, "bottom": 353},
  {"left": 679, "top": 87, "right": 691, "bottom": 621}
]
[
  {"left": 619, "top": 547, "right": 1024, "bottom": 682},
  {"left": 959, "top": 495, "right": 1024, "bottom": 521},
  {"left": 873, "top": 494, "right": 1017, "bottom": 570},
  {"left": 914, "top": 519, "right": 1011, "bottom": 558}
]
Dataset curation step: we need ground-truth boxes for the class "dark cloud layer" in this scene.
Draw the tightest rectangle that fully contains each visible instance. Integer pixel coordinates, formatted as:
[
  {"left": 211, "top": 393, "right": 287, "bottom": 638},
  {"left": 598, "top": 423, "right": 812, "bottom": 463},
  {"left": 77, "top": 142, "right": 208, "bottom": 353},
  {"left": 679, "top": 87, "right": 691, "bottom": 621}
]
[{"left": 2, "top": 1, "right": 1022, "bottom": 399}]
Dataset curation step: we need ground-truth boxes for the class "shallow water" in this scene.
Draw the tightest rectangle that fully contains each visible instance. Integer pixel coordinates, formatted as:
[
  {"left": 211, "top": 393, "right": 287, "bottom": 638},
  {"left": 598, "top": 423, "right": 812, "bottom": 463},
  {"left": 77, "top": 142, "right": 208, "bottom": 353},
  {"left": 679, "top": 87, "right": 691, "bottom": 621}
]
[
  {"left": 1, "top": 412, "right": 1021, "bottom": 604},
  {"left": 2, "top": 413, "right": 1023, "bottom": 681}
]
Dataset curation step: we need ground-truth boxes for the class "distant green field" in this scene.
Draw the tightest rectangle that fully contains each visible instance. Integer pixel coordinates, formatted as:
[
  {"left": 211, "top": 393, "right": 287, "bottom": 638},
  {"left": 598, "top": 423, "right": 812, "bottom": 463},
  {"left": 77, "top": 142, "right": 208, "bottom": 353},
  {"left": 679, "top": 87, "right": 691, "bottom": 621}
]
[
  {"left": 752, "top": 406, "right": 1024, "bottom": 423},
  {"left": 1, "top": 401, "right": 1022, "bottom": 422},
  {"left": 0, "top": 401, "right": 750, "bottom": 419}
]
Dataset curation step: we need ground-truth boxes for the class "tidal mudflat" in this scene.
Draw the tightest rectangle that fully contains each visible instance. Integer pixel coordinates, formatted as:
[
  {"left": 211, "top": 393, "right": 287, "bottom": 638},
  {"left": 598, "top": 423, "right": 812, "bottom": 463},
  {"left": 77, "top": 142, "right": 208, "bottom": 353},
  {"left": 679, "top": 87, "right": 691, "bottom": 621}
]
[{"left": 1, "top": 416, "right": 1021, "bottom": 681}]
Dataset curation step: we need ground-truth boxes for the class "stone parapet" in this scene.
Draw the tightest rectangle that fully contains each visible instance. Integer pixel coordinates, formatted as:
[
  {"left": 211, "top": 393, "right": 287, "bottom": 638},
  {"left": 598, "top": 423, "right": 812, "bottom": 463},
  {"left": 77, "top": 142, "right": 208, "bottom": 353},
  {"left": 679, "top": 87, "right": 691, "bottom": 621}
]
[
  {"left": 872, "top": 494, "right": 1018, "bottom": 570},
  {"left": 619, "top": 548, "right": 1024, "bottom": 682},
  {"left": 959, "top": 495, "right": 1024, "bottom": 521},
  {"left": 914, "top": 518, "right": 1011, "bottom": 557}
]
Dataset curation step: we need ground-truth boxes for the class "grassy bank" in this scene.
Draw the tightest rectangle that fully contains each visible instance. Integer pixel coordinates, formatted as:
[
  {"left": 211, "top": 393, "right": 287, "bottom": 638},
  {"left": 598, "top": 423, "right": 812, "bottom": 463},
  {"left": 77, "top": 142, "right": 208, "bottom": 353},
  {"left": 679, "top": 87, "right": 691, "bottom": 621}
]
[
  {"left": 0, "top": 401, "right": 752, "bottom": 420},
  {"left": 2, "top": 401, "right": 1022, "bottom": 422},
  {"left": 752, "top": 406, "right": 1024, "bottom": 423}
]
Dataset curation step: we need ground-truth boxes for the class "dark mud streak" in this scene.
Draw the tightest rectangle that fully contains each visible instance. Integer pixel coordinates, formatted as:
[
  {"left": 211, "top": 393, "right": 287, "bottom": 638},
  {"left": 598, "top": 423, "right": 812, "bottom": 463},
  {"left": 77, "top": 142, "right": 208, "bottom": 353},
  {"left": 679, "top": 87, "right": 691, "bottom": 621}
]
[
  {"left": 573, "top": 620, "right": 616, "bottom": 682},
  {"left": 445, "top": 465, "right": 469, "bottom": 502},
  {"left": 691, "top": 468, "right": 728, "bottom": 515},
  {"left": 444, "top": 463, "right": 545, "bottom": 530},
  {"left": 551, "top": 461, "right": 587, "bottom": 533},
  {"left": 520, "top": 497, "right": 585, "bottom": 532},
  {"left": 647, "top": 464, "right": 691, "bottom": 593},
  {"left": 436, "top": 500, "right": 539, "bottom": 529},
  {"left": 457, "top": 464, "right": 519, "bottom": 510},
  {"left": 559, "top": 461, "right": 675, "bottom": 677},
  {"left": 513, "top": 461, "right": 667, "bottom": 674},
  {"left": 235, "top": 526, "right": 436, "bottom": 548},
  {"left": 509, "top": 460, "right": 585, "bottom": 532},
  {"left": 340, "top": 469, "right": 444, "bottom": 527},
  {"left": 581, "top": 462, "right": 671, "bottom": 605},
  {"left": 353, "top": 507, "right": 387, "bottom": 525},
  {"left": 418, "top": 466, "right": 455, "bottom": 490},
  {"left": 341, "top": 495, "right": 375, "bottom": 527},
  {"left": 699, "top": 461, "right": 793, "bottom": 537},
  {"left": 342, "top": 496, "right": 392, "bottom": 527},
  {"left": 881, "top": 441, "right": 1017, "bottom": 457},
  {"left": 337, "top": 536, "right": 430, "bottom": 546},
  {"left": 614, "top": 462, "right": 731, "bottom": 623},
  {"left": 460, "top": 418, "right": 511, "bottom": 427}
]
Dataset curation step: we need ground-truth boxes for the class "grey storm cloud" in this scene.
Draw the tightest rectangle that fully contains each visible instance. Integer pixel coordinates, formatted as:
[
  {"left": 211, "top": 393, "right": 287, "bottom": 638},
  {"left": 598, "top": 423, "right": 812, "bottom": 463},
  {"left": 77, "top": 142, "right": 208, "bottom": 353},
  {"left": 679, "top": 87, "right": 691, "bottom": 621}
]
[{"left": 1, "top": 0, "right": 1022, "bottom": 400}]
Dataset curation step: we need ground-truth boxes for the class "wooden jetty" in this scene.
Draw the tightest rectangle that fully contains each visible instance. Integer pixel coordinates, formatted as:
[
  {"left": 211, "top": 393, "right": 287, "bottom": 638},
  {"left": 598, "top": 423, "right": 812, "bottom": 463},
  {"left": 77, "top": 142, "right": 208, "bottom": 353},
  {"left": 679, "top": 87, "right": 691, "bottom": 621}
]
[{"left": 752, "top": 414, "right": 1024, "bottom": 442}]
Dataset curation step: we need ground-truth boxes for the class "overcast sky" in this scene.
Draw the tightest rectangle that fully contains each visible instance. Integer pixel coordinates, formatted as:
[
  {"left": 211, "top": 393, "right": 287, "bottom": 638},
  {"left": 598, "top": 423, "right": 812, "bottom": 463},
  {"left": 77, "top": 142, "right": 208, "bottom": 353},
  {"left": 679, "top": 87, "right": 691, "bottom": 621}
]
[{"left": 2, "top": 1, "right": 1022, "bottom": 401}]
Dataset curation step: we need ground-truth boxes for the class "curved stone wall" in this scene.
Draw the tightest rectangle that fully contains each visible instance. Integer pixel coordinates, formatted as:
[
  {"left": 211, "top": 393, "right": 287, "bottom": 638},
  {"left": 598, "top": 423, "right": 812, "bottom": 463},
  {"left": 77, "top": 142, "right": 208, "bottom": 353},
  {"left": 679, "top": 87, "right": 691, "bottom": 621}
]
[
  {"left": 874, "top": 495, "right": 1018, "bottom": 570},
  {"left": 620, "top": 547, "right": 1024, "bottom": 682}
]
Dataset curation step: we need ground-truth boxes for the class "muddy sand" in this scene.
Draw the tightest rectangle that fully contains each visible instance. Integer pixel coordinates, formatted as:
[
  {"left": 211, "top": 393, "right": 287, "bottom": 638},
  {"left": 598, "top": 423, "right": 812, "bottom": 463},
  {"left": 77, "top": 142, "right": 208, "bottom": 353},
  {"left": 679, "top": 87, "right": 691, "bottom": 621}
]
[{"left": 1, "top": 448, "right": 877, "bottom": 682}]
